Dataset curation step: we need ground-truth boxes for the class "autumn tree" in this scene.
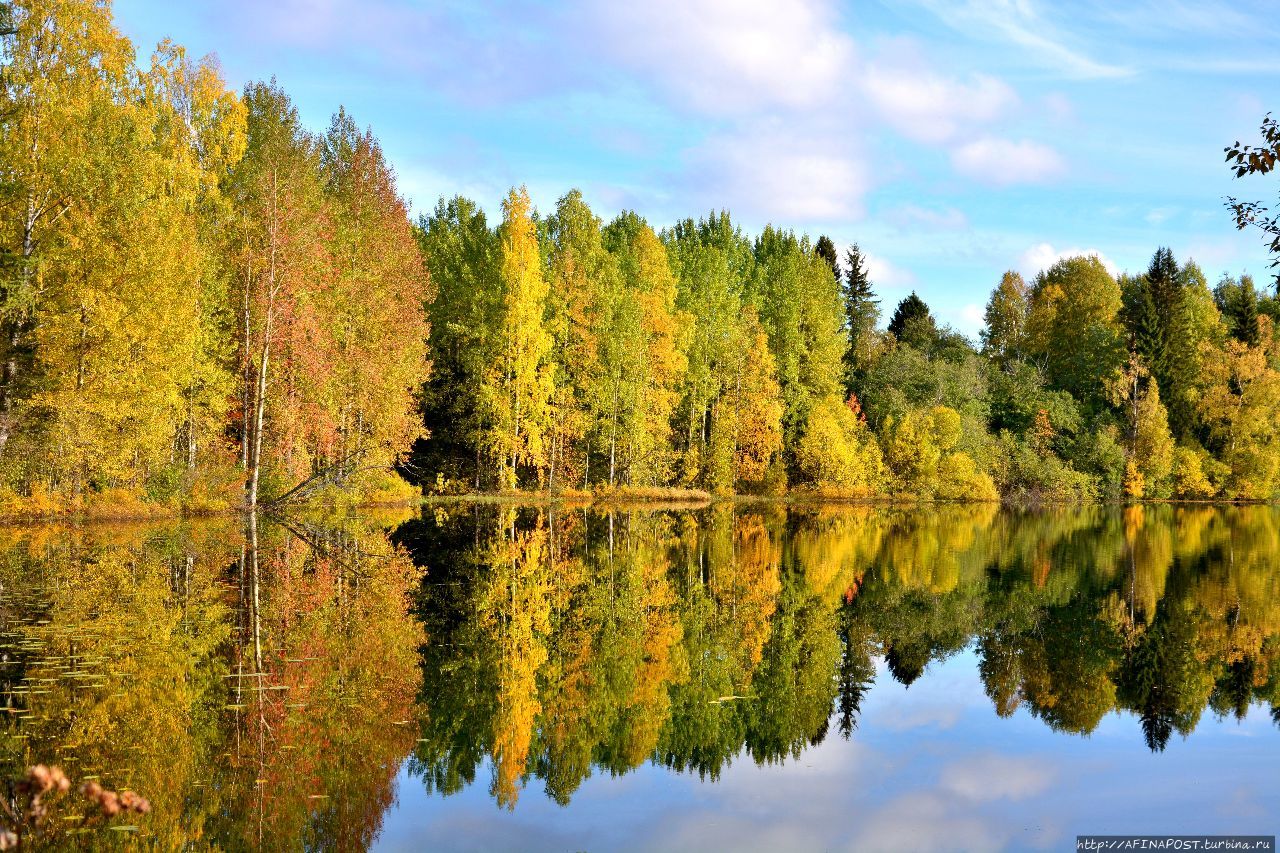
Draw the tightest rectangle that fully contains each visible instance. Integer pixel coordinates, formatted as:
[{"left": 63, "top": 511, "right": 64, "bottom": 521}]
[
  {"left": 227, "top": 80, "right": 332, "bottom": 507},
  {"left": 1024, "top": 255, "right": 1124, "bottom": 408},
  {"left": 0, "top": 1, "right": 244, "bottom": 497},
  {"left": 600, "top": 212, "right": 688, "bottom": 486},
  {"left": 481, "top": 187, "right": 554, "bottom": 489},
  {"left": 707, "top": 308, "right": 784, "bottom": 492},
  {"left": 145, "top": 42, "right": 246, "bottom": 475},
  {"left": 981, "top": 271, "right": 1028, "bottom": 367},
  {"left": 1224, "top": 113, "right": 1280, "bottom": 288},
  {"left": 1197, "top": 319, "right": 1280, "bottom": 498},
  {"left": 1106, "top": 352, "right": 1175, "bottom": 499},
  {"left": 794, "top": 394, "right": 881, "bottom": 494},
  {"left": 319, "top": 108, "right": 432, "bottom": 483}
]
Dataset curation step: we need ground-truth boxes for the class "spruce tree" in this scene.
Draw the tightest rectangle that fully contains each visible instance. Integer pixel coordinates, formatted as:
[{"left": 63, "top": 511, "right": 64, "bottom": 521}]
[
  {"left": 887, "top": 292, "right": 935, "bottom": 349},
  {"left": 842, "top": 244, "right": 879, "bottom": 391},
  {"left": 1239, "top": 276, "right": 1261, "bottom": 346},
  {"left": 815, "top": 235, "right": 840, "bottom": 283},
  {"left": 1146, "top": 247, "right": 1181, "bottom": 327},
  {"left": 1133, "top": 284, "right": 1165, "bottom": 380}
]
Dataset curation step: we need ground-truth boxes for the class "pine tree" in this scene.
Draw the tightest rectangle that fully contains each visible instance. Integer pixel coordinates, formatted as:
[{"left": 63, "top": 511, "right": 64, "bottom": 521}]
[
  {"left": 1132, "top": 284, "right": 1165, "bottom": 378},
  {"left": 1146, "top": 247, "right": 1181, "bottom": 327}
]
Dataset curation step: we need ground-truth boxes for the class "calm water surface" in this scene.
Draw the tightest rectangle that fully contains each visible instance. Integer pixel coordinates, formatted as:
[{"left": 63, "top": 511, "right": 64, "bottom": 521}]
[{"left": 0, "top": 504, "right": 1277, "bottom": 850}]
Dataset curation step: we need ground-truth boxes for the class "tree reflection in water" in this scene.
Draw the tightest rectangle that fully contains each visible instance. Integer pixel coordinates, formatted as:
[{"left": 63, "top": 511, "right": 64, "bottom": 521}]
[
  {"left": 402, "top": 503, "right": 1280, "bottom": 807},
  {"left": 0, "top": 503, "right": 1276, "bottom": 845}
]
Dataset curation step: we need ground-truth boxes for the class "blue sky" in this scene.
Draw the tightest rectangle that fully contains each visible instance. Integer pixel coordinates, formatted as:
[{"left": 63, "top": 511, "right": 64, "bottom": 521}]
[{"left": 114, "top": 0, "right": 1279, "bottom": 336}]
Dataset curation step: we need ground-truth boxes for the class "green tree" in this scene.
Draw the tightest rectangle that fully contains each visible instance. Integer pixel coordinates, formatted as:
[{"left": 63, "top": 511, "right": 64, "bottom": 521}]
[
  {"left": 814, "top": 235, "right": 840, "bottom": 282},
  {"left": 1215, "top": 273, "right": 1261, "bottom": 346},
  {"left": 842, "top": 243, "right": 879, "bottom": 390},
  {"left": 545, "top": 190, "right": 615, "bottom": 488},
  {"left": 748, "top": 227, "right": 847, "bottom": 467},
  {"left": 602, "top": 211, "right": 688, "bottom": 486},
  {"left": 980, "top": 271, "right": 1028, "bottom": 367},
  {"left": 887, "top": 292, "right": 935, "bottom": 350},
  {"left": 1024, "top": 255, "right": 1124, "bottom": 407},
  {"left": 414, "top": 197, "right": 501, "bottom": 488}
]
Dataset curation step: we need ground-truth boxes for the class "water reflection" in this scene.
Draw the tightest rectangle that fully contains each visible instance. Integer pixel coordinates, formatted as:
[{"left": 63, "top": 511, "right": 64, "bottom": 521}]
[
  {"left": 401, "top": 503, "right": 1280, "bottom": 810},
  {"left": 0, "top": 504, "right": 1274, "bottom": 847},
  {"left": 0, "top": 512, "right": 422, "bottom": 849}
]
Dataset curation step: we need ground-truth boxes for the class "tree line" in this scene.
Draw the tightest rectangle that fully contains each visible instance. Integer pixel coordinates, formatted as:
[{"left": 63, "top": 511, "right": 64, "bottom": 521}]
[
  {"left": 4, "top": 0, "right": 1280, "bottom": 512},
  {"left": 419, "top": 197, "right": 1280, "bottom": 501}
]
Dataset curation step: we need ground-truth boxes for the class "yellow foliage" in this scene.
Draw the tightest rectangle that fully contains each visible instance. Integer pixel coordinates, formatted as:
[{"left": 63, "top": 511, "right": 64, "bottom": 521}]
[
  {"left": 1172, "top": 447, "right": 1215, "bottom": 500},
  {"left": 795, "top": 395, "right": 881, "bottom": 494},
  {"left": 1124, "top": 459, "right": 1146, "bottom": 499},
  {"left": 936, "top": 452, "right": 999, "bottom": 502}
]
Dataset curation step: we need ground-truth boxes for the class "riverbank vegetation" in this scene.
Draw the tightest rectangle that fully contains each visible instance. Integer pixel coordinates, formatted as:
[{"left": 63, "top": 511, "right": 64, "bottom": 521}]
[{"left": 3, "top": 0, "right": 1280, "bottom": 519}]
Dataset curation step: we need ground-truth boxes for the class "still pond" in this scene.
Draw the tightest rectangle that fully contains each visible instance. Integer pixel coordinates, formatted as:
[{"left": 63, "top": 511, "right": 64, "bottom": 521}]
[{"left": 0, "top": 503, "right": 1277, "bottom": 850}]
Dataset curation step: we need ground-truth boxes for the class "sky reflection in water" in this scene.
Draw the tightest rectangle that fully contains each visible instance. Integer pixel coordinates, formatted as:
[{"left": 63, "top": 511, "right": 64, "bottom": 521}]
[{"left": 0, "top": 504, "right": 1277, "bottom": 850}]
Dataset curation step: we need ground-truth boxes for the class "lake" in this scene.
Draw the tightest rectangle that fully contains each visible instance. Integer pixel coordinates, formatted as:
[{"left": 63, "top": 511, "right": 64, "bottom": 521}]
[{"left": 0, "top": 503, "right": 1277, "bottom": 850}]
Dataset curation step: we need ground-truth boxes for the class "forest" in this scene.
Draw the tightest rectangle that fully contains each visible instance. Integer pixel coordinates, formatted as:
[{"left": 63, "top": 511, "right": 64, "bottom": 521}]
[{"left": 4, "top": 0, "right": 1280, "bottom": 517}]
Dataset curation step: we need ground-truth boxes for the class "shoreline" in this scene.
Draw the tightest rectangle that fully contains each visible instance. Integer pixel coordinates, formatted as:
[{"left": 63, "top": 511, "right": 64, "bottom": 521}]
[{"left": 0, "top": 491, "right": 1273, "bottom": 527}]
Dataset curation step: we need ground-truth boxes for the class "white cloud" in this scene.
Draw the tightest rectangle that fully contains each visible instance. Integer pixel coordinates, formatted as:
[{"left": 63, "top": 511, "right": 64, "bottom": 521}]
[
  {"left": 861, "top": 45, "right": 1017, "bottom": 144},
  {"left": 686, "top": 123, "right": 867, "bottom": 222},
  {"left": 960, "top": 303, "right": 986, "bottom": 328},
  {"left": 1043, "top": 93, "right": 1075, "bottom": 123},
  {"left": 1020, "top": 242, "right": 1119, "bottom": 278},
  {"left": 862, "top": 250, "right": 918, "bottom": 290},
  {"left": 852, "top": 791, "right": 1012, "bottom": 853},
  {"left": 939, "top": 754, "right": 1055, "bottom": 802},
  {"left": 591, "top": 0, "right": 855, "bottom": 115},
  {"left": 952, "top": 137, "right": 1065, "bottom": 185}
]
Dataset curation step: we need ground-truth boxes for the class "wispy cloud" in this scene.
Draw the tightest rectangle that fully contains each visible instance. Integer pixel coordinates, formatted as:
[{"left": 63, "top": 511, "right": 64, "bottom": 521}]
[
  {"left": 886, "top": 204, "right": 970, "bottom": 231},
  {"left": 908, "top": 0, "right": 1132, "bottom": 79}
]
